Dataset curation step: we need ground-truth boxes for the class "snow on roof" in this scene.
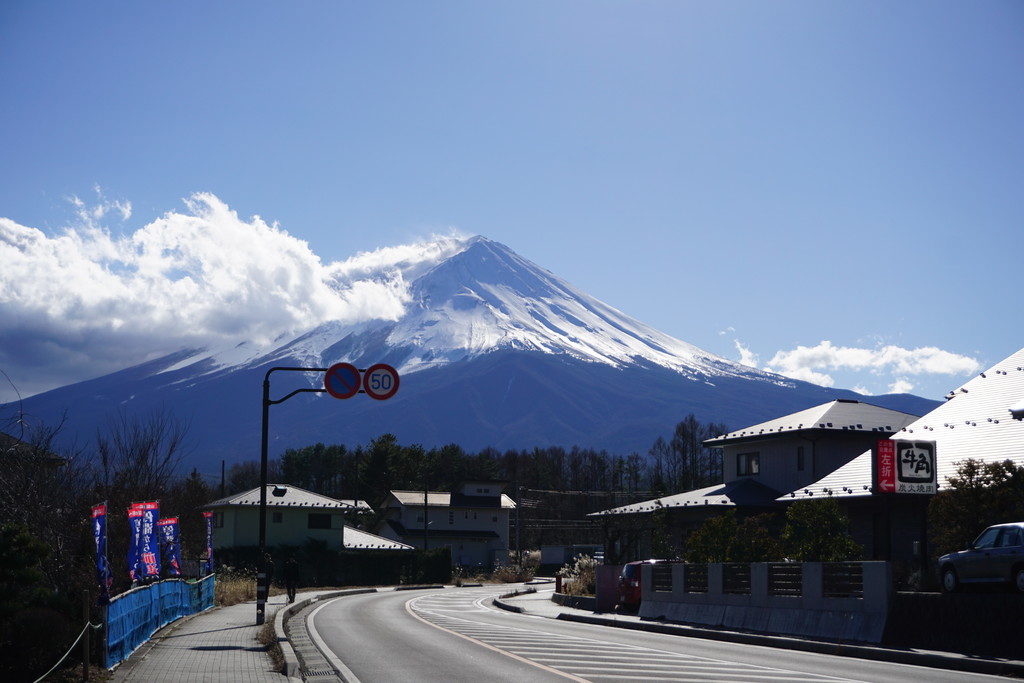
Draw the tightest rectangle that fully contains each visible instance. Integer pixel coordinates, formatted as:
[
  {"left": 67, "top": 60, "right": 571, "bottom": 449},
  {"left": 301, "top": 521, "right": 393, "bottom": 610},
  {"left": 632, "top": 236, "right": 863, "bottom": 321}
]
[
  {"left": 589, "top": 478, "right": 782, "bottom": 517},
  {"left": 785, "top": 348, "right": 1024, "bottom": 501},
  {"left": 342, "top": 526, "right": 414, "bottom": 550},
  {"left": 389, "top": 490, "right": 516, "bottom": 508},
  {"left": 1010, "top": 398, "right": 1024, "bottom": 420},
  {"left": 705, "top": 400, "right": 919, "bottom": 445},
  {"left": 206, "top": 484, "right": 371, "bottom": 511}
]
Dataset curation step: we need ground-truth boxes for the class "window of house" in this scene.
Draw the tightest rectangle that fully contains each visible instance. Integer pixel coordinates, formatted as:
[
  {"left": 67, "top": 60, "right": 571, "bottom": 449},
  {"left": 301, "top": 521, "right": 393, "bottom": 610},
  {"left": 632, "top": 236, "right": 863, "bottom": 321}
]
[
  {"left": 492, "top": 515, "right": 498, "bottom": 523},
  {"left": 213, "top": 512, "right": 224, "bottom": 529},
  {"left": 796, "top": 446, "right": 805, "bottom": 472},
  {"left": 272, "top": 511, "right": 283, "bottom": 524},
  {"left": 308, "top": 513, "right": 331, "bottom": 530},
  {"left": 416, "top": 512, "right": 424, "bottom": 523},
  {"left": 448, "top": 510, "right": 454, "bottom": 524},
  {"left": 737, "top": 452, "right": 760, "bottom": 477}
]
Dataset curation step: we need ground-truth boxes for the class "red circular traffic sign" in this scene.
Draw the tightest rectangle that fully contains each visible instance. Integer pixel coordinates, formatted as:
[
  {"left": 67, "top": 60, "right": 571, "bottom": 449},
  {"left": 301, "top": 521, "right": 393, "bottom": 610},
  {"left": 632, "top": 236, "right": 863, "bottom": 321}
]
[
  {"left": 363, "top": 363, "right": 400, "bottom": 400},
  {"left": 324, "top": 362, "right": 361, "bottom": 399}
]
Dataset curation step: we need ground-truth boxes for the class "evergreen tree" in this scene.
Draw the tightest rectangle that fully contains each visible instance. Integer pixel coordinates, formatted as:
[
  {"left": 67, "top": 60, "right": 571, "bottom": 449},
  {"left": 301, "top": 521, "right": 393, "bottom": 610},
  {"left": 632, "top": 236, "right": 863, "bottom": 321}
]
[{"left": 781, "top": 499, "right": 862, "bottom": 561}]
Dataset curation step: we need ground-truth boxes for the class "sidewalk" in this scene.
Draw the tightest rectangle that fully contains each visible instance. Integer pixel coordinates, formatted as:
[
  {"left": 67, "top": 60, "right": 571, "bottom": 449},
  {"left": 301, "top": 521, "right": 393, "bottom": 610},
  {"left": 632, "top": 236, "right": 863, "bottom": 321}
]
[{"left": 110, "top": 594, "right": 292, "bottom": 683}]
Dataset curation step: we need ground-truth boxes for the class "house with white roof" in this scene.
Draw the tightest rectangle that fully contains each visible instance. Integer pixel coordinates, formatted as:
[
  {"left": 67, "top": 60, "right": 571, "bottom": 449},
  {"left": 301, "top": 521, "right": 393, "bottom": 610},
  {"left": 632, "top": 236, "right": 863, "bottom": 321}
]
[
  {"left": 373, "top": 480, "right": 516, "bottom": 569},
  {"left": 204, "top": 484, "right": 410, "bottom": 551},
  {"left": 590, "top": 400, "right": 921, "bottom": 560},
  {"left": 787, "top": 347, "right": 1024, "bottom": 564}
]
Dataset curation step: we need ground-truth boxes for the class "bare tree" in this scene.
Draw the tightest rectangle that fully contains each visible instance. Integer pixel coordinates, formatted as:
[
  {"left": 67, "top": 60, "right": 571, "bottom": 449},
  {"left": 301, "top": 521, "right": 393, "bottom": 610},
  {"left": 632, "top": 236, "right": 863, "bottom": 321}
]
[{"left": 94, "top": 408, "right": 192, "bottom": 502}]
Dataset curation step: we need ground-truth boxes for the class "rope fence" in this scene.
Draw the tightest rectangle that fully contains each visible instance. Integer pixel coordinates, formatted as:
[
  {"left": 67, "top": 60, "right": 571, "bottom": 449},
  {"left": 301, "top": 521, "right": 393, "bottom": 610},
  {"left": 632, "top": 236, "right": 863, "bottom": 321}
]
[{"left": 32, "top": 621, "right": 103, "bottom": 683}]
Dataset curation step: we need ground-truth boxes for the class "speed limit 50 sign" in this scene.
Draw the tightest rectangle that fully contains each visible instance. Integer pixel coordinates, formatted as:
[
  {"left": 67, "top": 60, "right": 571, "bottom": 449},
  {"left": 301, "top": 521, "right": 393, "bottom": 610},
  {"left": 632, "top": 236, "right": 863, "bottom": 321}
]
[{"left": 363, "top": 363, "right": 400, "bottom": 400}]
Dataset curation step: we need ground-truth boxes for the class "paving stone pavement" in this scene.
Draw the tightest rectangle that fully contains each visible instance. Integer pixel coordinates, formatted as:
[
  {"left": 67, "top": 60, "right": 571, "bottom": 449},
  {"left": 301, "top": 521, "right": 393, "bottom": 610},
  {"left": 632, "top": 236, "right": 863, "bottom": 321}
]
[{"left": 110, "top": 595, "right": 291, "bottom": 683}]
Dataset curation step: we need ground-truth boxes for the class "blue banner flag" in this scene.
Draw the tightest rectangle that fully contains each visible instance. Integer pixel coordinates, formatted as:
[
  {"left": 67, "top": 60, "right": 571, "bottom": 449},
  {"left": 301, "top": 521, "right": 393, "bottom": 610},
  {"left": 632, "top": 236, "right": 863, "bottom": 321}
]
[
  {"left": 138, "top": 501, "right": 161, "bottom": 579},
  {"left": 92, "top": 503, "right": 112, "bottom": 604},
  {"left": 157, "top": 517, "right": 181, "bottom": 577},
  {"left": 127, "top": 504, "right": 144, "bottom": 582},
  {"left": 203, "top": 511, "right": 214, "bottom": 573}
]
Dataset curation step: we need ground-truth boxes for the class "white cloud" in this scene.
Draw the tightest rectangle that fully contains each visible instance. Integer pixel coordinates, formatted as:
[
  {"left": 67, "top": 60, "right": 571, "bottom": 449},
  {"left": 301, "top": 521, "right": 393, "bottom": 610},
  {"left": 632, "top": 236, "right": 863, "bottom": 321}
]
[
  {"left": 733, "top": 339, "right": 759, "bottom": 368},
  {"left": 889, "top": 378, "right": 915, "bottom": 394},
  {"left": 0, "top": 192, "right": 467, "bottom": 396},
  {"left": 762, "top": 340, "right": 981, "bottom": 389},
  {"left": 71, "top": 185, "right": 132, "bottom": 224}
]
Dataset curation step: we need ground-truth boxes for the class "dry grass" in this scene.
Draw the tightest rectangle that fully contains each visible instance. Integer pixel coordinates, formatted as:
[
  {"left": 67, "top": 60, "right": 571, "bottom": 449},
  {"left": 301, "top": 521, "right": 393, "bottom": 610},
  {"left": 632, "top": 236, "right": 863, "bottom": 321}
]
[
  {"left": 214, "top": 566, "right": 299, "bottom": 606},
  {"left": 215, "top": 570, "right": 257, "bottom": 607},
  {"left": 559, "top": 555, "right": 598, "bottom": 596},
  {"left": 257, "top": 620, "right": 285, "bottom": 671},
  {"left": 491, "top": 564, "right": 535, "bottom": 583}
]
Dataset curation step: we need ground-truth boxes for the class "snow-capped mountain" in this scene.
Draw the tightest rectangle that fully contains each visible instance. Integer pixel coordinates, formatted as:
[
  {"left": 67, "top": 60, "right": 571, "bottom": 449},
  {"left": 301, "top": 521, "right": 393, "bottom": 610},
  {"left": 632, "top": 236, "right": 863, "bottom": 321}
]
[
  {"left": 8, "top": 236, "right": 938, "bottom": 474},
  {"left": 264, "top": 236, "right": 763, "bottom": 380}
]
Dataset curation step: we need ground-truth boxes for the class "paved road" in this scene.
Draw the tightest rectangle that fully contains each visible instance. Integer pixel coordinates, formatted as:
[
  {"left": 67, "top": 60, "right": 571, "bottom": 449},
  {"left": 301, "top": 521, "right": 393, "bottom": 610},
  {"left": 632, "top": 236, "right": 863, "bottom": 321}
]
[{"left": 307, "top": 585, "right": 1010, "bottom": 683}]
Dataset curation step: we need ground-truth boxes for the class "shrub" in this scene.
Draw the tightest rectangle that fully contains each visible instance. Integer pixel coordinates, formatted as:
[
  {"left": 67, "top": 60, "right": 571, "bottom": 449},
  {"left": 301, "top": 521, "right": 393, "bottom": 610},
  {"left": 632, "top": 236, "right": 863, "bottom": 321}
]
[
  {"left": 491, "top": 564, "right": 534, "bottom": 583},
  {"left": 782, "top": 499, "right": 862, "bottom": 561},
  {"left": 559, "top": 555, "right": 598, "bottom": 596}
]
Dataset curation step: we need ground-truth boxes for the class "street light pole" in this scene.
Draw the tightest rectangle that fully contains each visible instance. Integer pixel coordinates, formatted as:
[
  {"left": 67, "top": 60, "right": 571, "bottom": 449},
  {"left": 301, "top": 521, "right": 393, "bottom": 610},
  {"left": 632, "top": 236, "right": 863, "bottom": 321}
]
[{"left": 257, "top": 366, "right": 328, "bottom": 625}]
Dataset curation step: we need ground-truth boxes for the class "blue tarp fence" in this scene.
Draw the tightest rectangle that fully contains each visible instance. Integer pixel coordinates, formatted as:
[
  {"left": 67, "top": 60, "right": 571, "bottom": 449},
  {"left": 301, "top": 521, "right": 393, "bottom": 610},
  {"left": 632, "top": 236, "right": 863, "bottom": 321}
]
[{"left": 105, "top": 574, "right": 215, "bottom": 669}]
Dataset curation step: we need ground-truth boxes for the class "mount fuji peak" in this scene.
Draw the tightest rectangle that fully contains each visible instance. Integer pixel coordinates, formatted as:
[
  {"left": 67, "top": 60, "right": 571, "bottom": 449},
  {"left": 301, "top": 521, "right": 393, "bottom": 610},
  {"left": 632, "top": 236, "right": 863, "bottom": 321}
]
[
  {"left": 277, "top": 236, "right": 746, "bottom": 382},
  {"left": 10, "top": 235, "right": 938, "bottom": 471}
]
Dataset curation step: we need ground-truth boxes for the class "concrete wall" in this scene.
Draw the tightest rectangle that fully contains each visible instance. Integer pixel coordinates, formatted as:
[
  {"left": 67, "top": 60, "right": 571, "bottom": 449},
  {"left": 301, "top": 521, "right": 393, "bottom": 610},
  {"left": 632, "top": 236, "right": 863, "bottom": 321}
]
[{"left": 638, "top": 562, "right": 892, "bottom": 644}]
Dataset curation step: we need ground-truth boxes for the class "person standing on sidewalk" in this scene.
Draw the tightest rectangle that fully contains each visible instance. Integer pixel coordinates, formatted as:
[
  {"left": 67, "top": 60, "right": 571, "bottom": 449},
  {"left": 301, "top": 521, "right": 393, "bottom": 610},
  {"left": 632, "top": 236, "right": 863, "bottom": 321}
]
[
  {"left": 264, "top": 553, "right": 275, "bottom": 591},
  {"left": 285, "top": 557, "right": 300, "bottom": 603}
]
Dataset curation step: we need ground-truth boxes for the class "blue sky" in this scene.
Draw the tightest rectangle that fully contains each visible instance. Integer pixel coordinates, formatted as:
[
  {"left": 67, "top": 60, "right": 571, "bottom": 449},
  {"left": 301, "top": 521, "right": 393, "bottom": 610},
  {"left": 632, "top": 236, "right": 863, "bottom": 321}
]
[{"left": 1, "top": 1, "right": 1021, "bottom": 402}]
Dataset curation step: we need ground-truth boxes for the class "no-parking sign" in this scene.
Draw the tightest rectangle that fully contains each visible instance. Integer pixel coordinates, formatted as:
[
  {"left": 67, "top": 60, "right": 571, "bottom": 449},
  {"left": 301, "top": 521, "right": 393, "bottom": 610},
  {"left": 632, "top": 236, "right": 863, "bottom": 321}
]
[{"left": 324, "top": 362, "right": 361, "bottom": 399}]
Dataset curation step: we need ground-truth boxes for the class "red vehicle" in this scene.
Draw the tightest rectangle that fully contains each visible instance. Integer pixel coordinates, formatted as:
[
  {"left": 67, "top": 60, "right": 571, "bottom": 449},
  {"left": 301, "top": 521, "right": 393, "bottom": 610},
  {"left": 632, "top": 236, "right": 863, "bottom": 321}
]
[{"left": 616, "top": 559, "right": 669, "bottom": 611}]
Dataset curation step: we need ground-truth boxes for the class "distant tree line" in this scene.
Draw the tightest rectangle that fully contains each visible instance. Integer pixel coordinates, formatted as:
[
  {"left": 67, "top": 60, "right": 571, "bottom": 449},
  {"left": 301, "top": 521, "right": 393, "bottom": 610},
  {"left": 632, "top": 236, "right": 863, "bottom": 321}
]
[
  {"left": 220, "top": 414, "right": 730, "bottom": 549},
  {"left": 226, "top": 413, "right": 730, "bottom": 507}
]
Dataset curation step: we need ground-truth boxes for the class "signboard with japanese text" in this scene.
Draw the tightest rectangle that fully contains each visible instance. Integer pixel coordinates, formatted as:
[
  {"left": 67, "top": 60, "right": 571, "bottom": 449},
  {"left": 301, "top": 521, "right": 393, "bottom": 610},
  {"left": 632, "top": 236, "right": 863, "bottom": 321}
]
[
  {"left": 138, "top": 501, "right": 161, "bottom": 579},
  {"left": 203, "top": 511, "right": 215, "bottom": 574},
  {"left": 92, "top": 503, "right": 112, "bottom": 604},
  {"left": 874, "top": 439, "right": 936, "bottom": 495},
  {"left": 127, "top": 504, "right": 144, "bottom": 581},
  {"left": 895, "top": 440, "right": 937, "bottom": 494},
  {"left": 158, "top": 517, "right": 182, "bottom": 577}
]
